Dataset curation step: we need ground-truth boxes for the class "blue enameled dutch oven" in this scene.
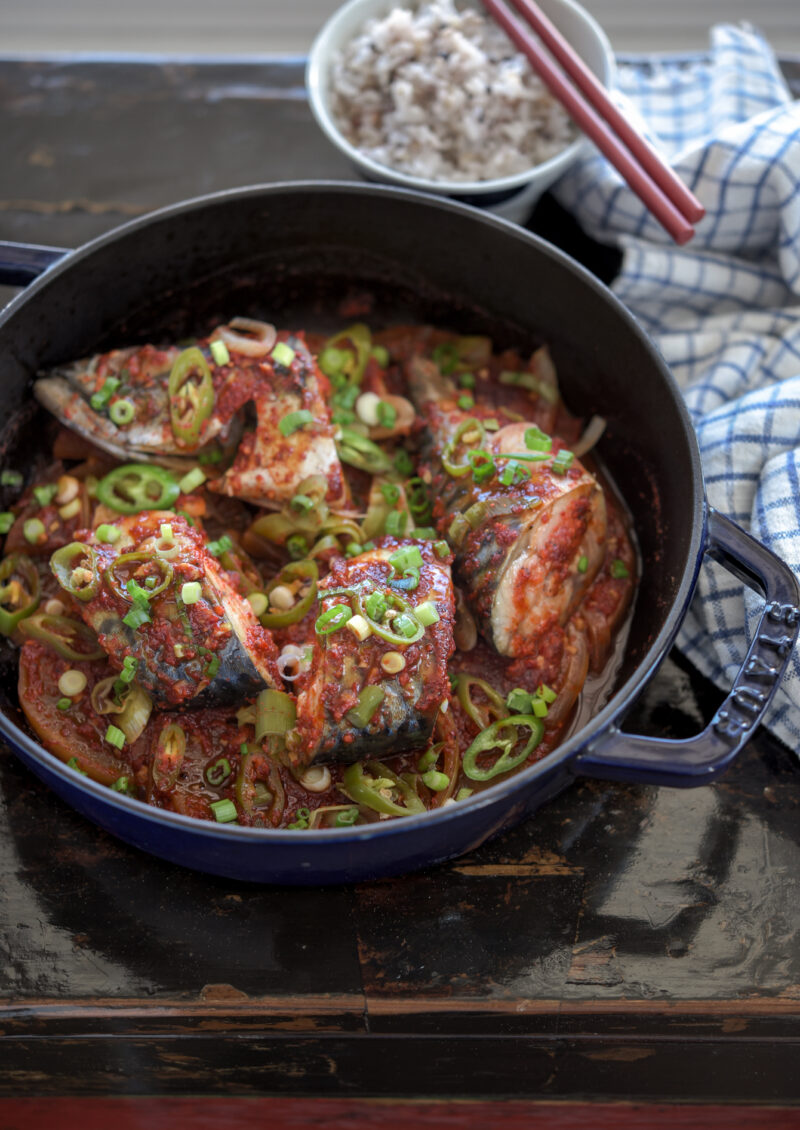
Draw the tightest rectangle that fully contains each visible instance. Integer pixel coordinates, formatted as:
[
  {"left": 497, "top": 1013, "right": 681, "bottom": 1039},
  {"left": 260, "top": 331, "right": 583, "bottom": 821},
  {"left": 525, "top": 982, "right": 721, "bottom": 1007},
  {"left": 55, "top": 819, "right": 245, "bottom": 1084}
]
[{"left": 0, "top": 182, "right": 797, "bottom": 885}]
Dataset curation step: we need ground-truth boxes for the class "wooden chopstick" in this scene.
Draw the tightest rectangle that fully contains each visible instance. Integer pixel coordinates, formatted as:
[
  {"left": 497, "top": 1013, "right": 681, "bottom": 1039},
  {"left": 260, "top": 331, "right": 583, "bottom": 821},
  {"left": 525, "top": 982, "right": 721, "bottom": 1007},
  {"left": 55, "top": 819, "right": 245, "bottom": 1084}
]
[{"left": 481, "top": 0, "right": 704, "bottom": 244}]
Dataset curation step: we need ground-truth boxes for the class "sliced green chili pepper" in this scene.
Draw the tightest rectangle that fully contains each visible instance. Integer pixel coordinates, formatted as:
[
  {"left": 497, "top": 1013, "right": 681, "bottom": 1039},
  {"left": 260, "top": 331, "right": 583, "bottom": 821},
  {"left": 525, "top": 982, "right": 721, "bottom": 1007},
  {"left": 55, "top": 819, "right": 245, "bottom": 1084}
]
[
  {"left": 151, "top": 722, "right": 186, "bottom": 791},
  {"left": 50, "top": 542, "right": 101, "bottom": 603},
  {"left": 456, "top": 673, "right": 509, "bottom": 730},
  {"left": 105, "top": 552, "right": 174, "bottom": 601},
  {"left": 462, "top": 715, "right": 544, "bottom": 781},
  {"left": 442, "top": 418, "right": 486, "bottom": 477},
  {"left": 168, "top": 346, "right": 215, "bottom": 446},
  {"left": 235, "top": 749, "right": 284, "bottom": 824},
  {"left": 336, "top": 426, "right": 393, "bottom": 474},
  {"left": 96, "top": 463, "right": 180, "bottom": 514},
  {"left": 260, "top": 559, "right": 318, "bottom": 629},
  {"left": 342, "top": 760, "right": 426, "bottom": 818},
  {"left": 315, "top": 602, "right": 352, "bottom": 635},
  {"left": 355, "top": 589, "right": 424, "bottom": 646},
  {"left": 318, "top": 324, "right": 372, "bottom": 385},
  {"left": 18, "top": 613, "right": 105, "bottom": 661},
  {"left": 0, "top": 553, "right": 41, "bottom": 635}
]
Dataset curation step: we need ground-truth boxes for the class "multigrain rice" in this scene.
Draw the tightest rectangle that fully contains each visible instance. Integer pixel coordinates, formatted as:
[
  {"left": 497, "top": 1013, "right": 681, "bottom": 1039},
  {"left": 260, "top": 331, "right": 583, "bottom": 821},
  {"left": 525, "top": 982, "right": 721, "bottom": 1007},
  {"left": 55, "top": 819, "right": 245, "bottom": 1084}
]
[{"left": 328, "top": 0, "right": 576, "bottom": 183}]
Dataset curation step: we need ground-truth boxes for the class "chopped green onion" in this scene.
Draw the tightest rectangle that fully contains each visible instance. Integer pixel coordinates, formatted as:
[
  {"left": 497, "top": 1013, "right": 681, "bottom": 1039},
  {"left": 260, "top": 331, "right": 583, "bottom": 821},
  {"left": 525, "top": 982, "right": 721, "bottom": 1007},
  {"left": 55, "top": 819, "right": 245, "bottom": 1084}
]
[
  {"left": 538, "top": 684, "right": 557, "bottom": 703},
  {"left": 524, "top": 426, "right": 552, "bottom": 452},
  {"left": 179, "top": 467, "right": 206, "bottom": 494},
  {"left": 346, "top": 685, "right": 385, "bottom": 729},
  {"left": 434, "top": 540, "right": 450, "bottom": 558},
  {"left": 197, "top": 448, "right": 222, "bottom": 465},
  {"left": 456, "top": 787, "right": 474, "bottom": 802},
  {"left": 210, "top": 339, "right": 231, "bottom": 366},
  {"left": 290, "top": 493, "right": 315, "bottom": 515},
  {"left": 458, "top": 372, "right": 475, "bottom": 389},
  {"left": 422, "top": 770, "right": 450, "bottom": 791},
  {"left": 181, "top": 581, "right": 202, "bottom": 604},
  {"left": 384, "top": 509, "right": 408, "bottom": 537},
  {"left": 272, "top": 341, "right": 296, "bottom": 368},
  {"left": 23, "top": 518, "right": 45, "bottom": 545},
  {"left": 279, "top": 409, "right": 313, "bottom": 437},
  {"left": 577, "top": 555, "right": 588, "bottom": 573},
  {"left": 380, "top": 482, "right": 401, "bottom": 506},
  {"left": 120, "top": 656, "right": 138, "bottom": 683},
  {"left": 96, "top": 523, "right": 121, "bottom": 544},
  {"left": 56, "top": 697, "right": 72, "bottom": 712},
  {"left": 105, "top": 723, "right": 126, "bottom": 749},
  {"left": 532, "top": 698, "right": 549, "bottom": 718},
  {"left": 415, "top": 601, "right": 439, "bottom": 627},
  {"left": 611, "top": 559, "right": 630, "bottom": 579},
  {"left": 371, "top": 344, "right": 389, "bottom": 367},
  {"left": 255, "top": 687, "right": 296, "bottom": 741},
  {"left": 506, "top": 687, "right": 533, "bottom": 714},
  {"left": 417, "top": 745, "right": 440, "bottom": 772},
  {"left": 431, "top": 342, "right": 459, "bottom": 374},
  {"left": 457, "top": 394, "right": 474, "bottom": 410},
  {"left": 393, "top": 613, "right": 419, "bottom": 639},
  {"left": 499, "top": 461, "right": 529, "bottom": 487},
  {"left": 335, "top": 807, "right": 360, "bottom": 827},
  {"left": 365, "top": 591, "right": 387, "bottom": 622},
  {"left": 389, "top": 546, "right": 423, "bottom": 574},
  {"left": 319, "top": 346, "right": 348, "bottom": 378},
  {"left": 67, "top": 756, "right": 86, "bottom": 775},
  {"left": 551, "top": 449, "right": 575, "bottom": 475},
  {"left": 33, "top": 484, "right": 58, "bottom": 507},
  {"left": 207, "top": 534, "right": 233, "bottom": 557},
  {"left": 0, "top": 512, "right": 14, "bottom": 534},
  {"left": 109, "top": 398, "right": 135, "bottom": 426},
  {"left": 159, "top": 523, "right": 174, "bottom": 543},
  {"left": 111, "top": 775, "right": 136, "bottom": 795},
  {"left": 376, "top": 400, "right": 396, "bottom": 428},
  {"left": 345, "top": 541, "right": 363, "bottom": 557},
  {"left": 483, "top": 418, "right": 500, "bottom": 431},
  {"left": 247, "top": 592, "right": 268, "bottom": 618},
  {"left": 393, "top": 449, "right": 414, "bottom": 476},
  {"left": 122, "top": 606, "right": 150, "bottom": 631},
  {"left": 315, "top": 603, "right": 353, "bottom": 635},
  {"left": 286, "top": 534, "right": 308, "bottom": 560},
  {"left": 210, "top": 798, "right": 238, "bottom": 823},
  {"left": 1, "top": 470, "right": 23, "bottom": 488},
  {"left": 89, "top": 377, "right": 121, "bottom": 412},
  {"left": 411, "top": 527, "right": 437, "bottom": 540},
  {"left": 206, "top": 654, "right": 220, "bottom": 678}
]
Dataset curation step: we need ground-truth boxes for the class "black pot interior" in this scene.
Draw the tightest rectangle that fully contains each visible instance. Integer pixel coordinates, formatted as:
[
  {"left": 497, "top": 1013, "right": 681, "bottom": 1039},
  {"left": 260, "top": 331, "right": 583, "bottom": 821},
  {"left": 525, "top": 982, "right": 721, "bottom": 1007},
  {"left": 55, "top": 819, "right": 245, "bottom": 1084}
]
[{"left": 0, "top": 183, "right": 701, "bottom": 744}]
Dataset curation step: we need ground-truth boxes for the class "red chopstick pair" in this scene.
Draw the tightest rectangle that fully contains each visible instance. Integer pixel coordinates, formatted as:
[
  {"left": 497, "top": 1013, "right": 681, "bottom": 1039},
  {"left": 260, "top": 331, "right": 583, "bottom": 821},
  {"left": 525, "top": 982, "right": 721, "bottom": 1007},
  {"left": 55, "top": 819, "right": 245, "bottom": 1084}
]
[{"left": 482, "top": 0, "right": 705, "bottom": 244}]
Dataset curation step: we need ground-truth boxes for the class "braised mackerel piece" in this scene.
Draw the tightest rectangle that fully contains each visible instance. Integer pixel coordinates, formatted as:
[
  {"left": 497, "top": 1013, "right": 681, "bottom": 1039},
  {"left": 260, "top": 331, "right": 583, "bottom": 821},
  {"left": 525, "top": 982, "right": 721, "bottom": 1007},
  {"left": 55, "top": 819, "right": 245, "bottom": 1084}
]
[
  {"left": 35, "top": 321, "right": 350, "bottom": 510},
  {"left": 407, "top": 349, "right": 607, "bottom": 658},
  {"left": 285, "top": 540, "right": 455, "bottom": 768},
  {"left": 50, "top": 512, "right": 281, "bottom": 708}
]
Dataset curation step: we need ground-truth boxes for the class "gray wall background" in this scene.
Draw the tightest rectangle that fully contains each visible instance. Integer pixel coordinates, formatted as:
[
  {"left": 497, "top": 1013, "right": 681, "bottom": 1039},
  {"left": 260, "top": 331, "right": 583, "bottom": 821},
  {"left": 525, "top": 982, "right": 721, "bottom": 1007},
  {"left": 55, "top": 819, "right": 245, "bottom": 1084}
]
[{"left": 3, "top": 0, "right": 800, "bottom": 55}]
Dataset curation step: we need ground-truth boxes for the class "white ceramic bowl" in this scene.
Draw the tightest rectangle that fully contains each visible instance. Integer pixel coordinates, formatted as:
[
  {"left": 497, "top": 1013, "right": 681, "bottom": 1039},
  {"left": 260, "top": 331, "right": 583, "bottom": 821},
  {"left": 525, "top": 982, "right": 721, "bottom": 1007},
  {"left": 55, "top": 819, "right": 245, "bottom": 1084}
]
[{"left": 306, "top": 0, "right": 615, "bottom": 223}]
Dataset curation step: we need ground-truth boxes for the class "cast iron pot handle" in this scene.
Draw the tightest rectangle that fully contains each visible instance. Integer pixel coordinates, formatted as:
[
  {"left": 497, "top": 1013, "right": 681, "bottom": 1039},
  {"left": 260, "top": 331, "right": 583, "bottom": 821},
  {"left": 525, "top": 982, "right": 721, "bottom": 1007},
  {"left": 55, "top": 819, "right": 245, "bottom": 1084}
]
[
  {"left": 576, "top": 508, "right": 800, "bottom": 788},
  {"left": 0, "top": 241, "right": 68, "bottom": 287}
]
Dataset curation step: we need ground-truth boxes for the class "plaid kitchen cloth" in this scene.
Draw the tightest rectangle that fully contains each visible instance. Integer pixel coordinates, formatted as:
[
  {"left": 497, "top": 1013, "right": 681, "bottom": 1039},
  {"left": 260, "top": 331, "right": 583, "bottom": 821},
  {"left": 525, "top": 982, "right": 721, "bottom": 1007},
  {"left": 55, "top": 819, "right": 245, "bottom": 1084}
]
[{"left": 554, "top": 24, "right": 800, "bottom": 752}]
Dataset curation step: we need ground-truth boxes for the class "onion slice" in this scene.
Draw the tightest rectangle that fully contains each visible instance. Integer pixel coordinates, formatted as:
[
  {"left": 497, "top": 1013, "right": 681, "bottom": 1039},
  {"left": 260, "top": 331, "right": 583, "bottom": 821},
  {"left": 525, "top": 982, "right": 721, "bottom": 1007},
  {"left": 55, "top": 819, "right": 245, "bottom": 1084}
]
[
  {"left": 216, "top": 318, "right": 277, "bottom": 358},
  {"left": 572, "top": 415, "right": 607, "bottom": 459}
]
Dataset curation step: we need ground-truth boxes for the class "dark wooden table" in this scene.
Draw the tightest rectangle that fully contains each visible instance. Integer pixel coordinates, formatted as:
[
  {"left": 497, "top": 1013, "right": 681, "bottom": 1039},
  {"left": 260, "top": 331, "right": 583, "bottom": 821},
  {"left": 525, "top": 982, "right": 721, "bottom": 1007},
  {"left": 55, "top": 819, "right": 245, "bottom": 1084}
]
[{"left": 1, "top": 56, "right": 800, "bottom": 1128}]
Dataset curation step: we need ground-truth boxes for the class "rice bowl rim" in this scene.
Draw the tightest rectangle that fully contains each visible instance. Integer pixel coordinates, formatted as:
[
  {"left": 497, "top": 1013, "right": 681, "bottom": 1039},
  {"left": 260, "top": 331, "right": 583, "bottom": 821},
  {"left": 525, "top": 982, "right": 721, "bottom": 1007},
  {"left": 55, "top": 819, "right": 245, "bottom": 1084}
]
[{"left": 306, "top": 0, "right": 616, "bottom": 197}]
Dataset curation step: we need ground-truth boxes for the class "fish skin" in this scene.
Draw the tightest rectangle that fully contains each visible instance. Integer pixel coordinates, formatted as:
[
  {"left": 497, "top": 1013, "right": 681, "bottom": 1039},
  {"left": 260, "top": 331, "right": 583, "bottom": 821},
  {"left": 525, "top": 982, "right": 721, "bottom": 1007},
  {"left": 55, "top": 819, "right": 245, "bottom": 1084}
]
[
  {"left": 406, "top": 354, "right": 608, "bottom": 659},
  {"left": 65, "top": 512, "right": 280, "bottom": 710},
  {"left": 284, "top": 542, "right": 455, "bottom": 768}
]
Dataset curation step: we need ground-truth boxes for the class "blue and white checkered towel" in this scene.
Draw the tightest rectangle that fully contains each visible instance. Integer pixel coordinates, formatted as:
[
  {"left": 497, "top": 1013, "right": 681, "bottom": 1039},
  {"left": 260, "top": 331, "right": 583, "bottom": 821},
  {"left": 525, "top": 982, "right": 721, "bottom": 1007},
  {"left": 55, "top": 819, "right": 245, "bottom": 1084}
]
[{"left": 554, "top": 25, "right": 800, "bottom": 753}]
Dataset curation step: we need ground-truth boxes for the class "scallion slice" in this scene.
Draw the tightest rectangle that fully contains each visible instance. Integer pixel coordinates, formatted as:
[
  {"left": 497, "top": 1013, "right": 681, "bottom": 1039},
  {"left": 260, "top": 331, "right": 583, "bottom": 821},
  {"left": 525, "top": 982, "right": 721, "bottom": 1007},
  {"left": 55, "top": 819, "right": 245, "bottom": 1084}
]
[
  {"left": 272, "top": 341, "right": 296, "bottom": 368},
  {"left": 346, "top": 685, "right": 385, "bottom": 729},
  {"left": 279, "top": 409, "right": 313, "bottom": 437},
  {"left": 210, "top": 339, "right": 231, "bottom": 366},
  {"left": 415, "top": 601, "right": 439, "bottom": 627},
  {"left": 105, "top": 723, "right": 126, "bottom": 749},
  {"left": 179, "top": 467, "right": 206, "bottom": 494},
  {"left": 210, "top": 798, "right": 238, "bottom": 823}
]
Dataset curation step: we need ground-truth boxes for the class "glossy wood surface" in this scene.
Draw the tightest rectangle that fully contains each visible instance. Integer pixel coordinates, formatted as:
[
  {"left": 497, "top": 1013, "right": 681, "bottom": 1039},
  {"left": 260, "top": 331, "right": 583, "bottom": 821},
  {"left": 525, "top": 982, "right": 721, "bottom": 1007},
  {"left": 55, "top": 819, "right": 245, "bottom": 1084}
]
[{"left": 1, "top": 56, "right": 799, "bottom": 1111}]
